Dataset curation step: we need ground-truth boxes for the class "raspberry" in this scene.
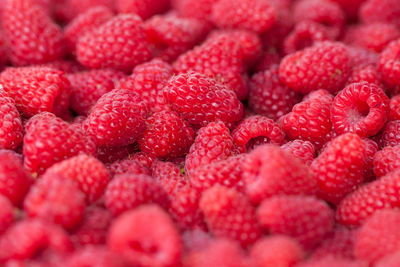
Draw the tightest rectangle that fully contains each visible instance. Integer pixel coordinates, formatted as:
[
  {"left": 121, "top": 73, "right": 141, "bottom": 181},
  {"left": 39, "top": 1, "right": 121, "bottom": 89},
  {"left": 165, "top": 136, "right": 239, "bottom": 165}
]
[
  {"left": 354, "top": 209, "right": 400, "bottom": 263},
  {"left": 107, "top": 205, "right": 182, "bottom": 267},
  {"left": 243, "top": 144, "right": 317, "bottom": 204},
  {"left": 329, "top": 0, "right": 366, "bottom": 19},
  {"left": 104, "top": 173, "right": 169, "bottom": 216},
  {"left": 163, "top": 72, "right": 243, "bottom": 127},
  {"left": 253, "top": 49, "right": 281, "bottom": 73},
  {"left": 77, "top": 14, "right": 151, "bottom": 72},
  {"left": 257, "top": 195, "right": 334, "bottom": 249},
  {"left": 23, "top": 112, "right": 97, "bottom": 175},
  {"left": 297, "top": 258, "right": 366, "bottom": 267},
  {"left": 64, "top": 6, "right": 114, "bottom": 54},
  {"left": 129, "top": 152, "right": 156, "bottom": 169},
  {"left": 344, "top": 23, "right": 400, "bottom": 53},
  {"left": 373, "top": 145, "right": 400, "bottom": 177},
  {"left": 53, "top": 0, "right": 114, "bottom": 23},
  {"left": 250, "top": 236, "right": 305, "bottom": 267},
  {"left": 138, "top": 110, "right": 194, "bottom": 158},
  {"left": 70, "top": 206, "right": 112, "bottom": 247},
  {"left": 376, "top": 252, "right": 400, "bottom": 267},
  {"left": 376, "top": 120, "right": 400, "bottom": 148},
  {"left": 389, "top": 95, "right": 400, "bottom": 120},
  {"left": 232, "top": 115, "right": 285, "bottom": 152},
  {"left": 249, "top": 65, "right": 301, "bottom": 120},
  {"left": 65, "top": 246, "right": 128, "bottom": 267},
  {"left": 312, "top": 227, "right": 356, "bottom": 260},
  {"left": 83, "top": 89, "right": 147, "bottom": 147},
  {"left": 280, "top": 90, "right": 334, "bottom": 148},
  {"left": 199, "top": 185, "right": 262, "bottom": 247},
  {"left": 116, "top": 0, "right": 169, "bottom": 19},
  {"left": 331, "top": 82, "right": 389, "bottom": 137},
  {"left": 67, "top": 69, "right": 126, "bottom": 116},
  {"left": 151, "top": 161, "right": 187, "bottom": 195},
  {"left": 348, "top": 46, "right": 379, "bottom": 69},
  {"left": 108, "top": 158, "right": 150, "bottom": 177},
  {"left": 24, "top": 173, "right": 85, "bottom": 229},
  {"left": 211, "top": 0, "right": 277, "bottom": 34},
  {"left": 2, "top": 0, "right": 65, "bottom": 66},
  {"left": 360, "top": 0, "right": 400, "bottom": 28},
  {"left": 44, "top": 154, "right": 110, "bottom": 203},
  {"left": 0, "top": 219, "right": 72, "bottom": 263},
  {"left": 378, "top": 40, "right": 400, "bottom": 96},
  {"left": 38, "top": 60, "right": 85, "bottom": 73},
  {"left": 336, "top": 170, "right": 400, "bottom": 226},
  {"left": 279, "top": 41, "right": 351, "bottom": 94},
  {"left": 0, "top": 195, "right": 14, "bottom": 235},
  {"left": 0, "top": 67, "right": 71, "bottom": 117},
  {"left": 281, "top": 140, "right": 316, "bottom": 166},
  {"left": 172, "top": 0, "right": 214, "bottom": 21},
  {"left": 0, "top": 92, "right": 23, "bottom": 150},
  {"left": 184, "top": 122, "right": 235, "bottom": 175},
  {"left": 346, "top": 65, "right": 382, "bottom": 87},
  {"left": 97, "top": 145, "right": 132, "bottom": 164}
]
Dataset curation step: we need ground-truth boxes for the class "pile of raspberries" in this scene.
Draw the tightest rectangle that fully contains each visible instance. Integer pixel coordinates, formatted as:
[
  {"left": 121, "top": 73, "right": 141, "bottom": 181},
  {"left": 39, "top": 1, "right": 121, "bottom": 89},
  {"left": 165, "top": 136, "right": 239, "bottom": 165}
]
[{"left": 2, "top": 0, "right": 400, "bottom": 266}]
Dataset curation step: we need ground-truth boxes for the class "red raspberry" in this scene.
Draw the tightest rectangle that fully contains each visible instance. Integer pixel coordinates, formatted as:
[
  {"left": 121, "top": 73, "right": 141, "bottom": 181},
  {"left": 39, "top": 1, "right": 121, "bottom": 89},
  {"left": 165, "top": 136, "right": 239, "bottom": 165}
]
[
  {"left": 0, "top": 195, "right": 13, "bottom": 235},
  {"left": 184, "top": 122, "right": 234, "bottom": 175},
  {"left": 373, "top": 145, "right": 400, "bottom": 177},
  {"left": 38, "top": 60, "right": 85, "bottom": 73},
  {"left": 211, "top": 0, "right": 277, "bottom": 34},
  {"left": 344, "top": 23, "right": 400, "bottom": 53},
  {"left": 163, "top": 72, "right": 243, "bottom": 127},
  {"left": 172, "top": 0, "right": 214, "bottom": 21},
  {"left": 389, "top": 95, "right": 400, "bottom": 120},
  {"left": 129, "top": 152, "right": 156, "bottom": 169},
  {"left": 331, "top": 82, "right": 389, "bottom": 137},
  {"left": 312, "top": 227, "right": 356, "bottom": 260},
  {"left": 346, "top": 65, "right": 382, "bottom": 87},
  {"left": 257, "top": 195, "right": 334, "bottom": 249},
  {"left": 283, "top": 21, "right": 332, "bottom": 55},
  {"left": 97, "top": 145, "right": 132, "bottom": 164},
  {"left": 108, "top": 205, "right": 182, "bottom": 267},
  {"left": 44, "top": 154, "right": 110, "bottom": 203},
  {"left": 293, "top": 0, "right": 345, "bottom": 39},
  {"left": 336, "top": 170, "right": 400, "bottom": 226},
  {"left": 329, "top": 0, "right": 366, "bottom": 19},
  {"left": 378, "top": 40, "right": 400, "bottom": 96},
  {"left": 67, "top": 69, "right": 126, "bottom": 116},
  {"left": 66, "top": 246, "right": 128, "bottom": 267},
  {"left": 2, "top": 0, "right": 65, "bottom": 66},
  {"left": 248, "top": 65, "right": 301, "bottom": 120},
  {"left": 279, "top": 41, "right": 351, "bottom": 94},
  {"left": 104, "top": 173, "right": 169, "bottom": 216},
  {"left": 200, "top": 185, "right": 262, "bottom": 247},
  {"left": 297, "top": 258, "right": 366, "bottom": 267},
  {"left": 53, "top": 0, "right": 114, "bottom": 23},
  {"left": 0, "top": 219, "right": 72, "bottom": 263},
  {"left": 360, "top": 0, "right": 400, "bottom": 28},
  {"left": 376, "top": 252, "right": 400, "bottom": 267},
  {"left": 0, "top": 67, "right": 71, "bottom": 117},
  {"left": 253, "top": 50, "right": 281, "bottom": 72},
  {"left": 348, "top": 46, "right": 379, "bottom": 69},
  {"left": 116, "top": 0, "right": 169, "bottom": 19},
  {"left": 243, "top": 144, "right": 317, "bottom": 204},
  {"left": 250, "top": 236, "right": 305, "bottom": 267},
  {"left": 83, "top": 89, "right": 147, "bottom": 147},
  {"left": 145, "top": 13, "right": 210, "bottom": 62},
  {"left": 0, "top": 92, "right": 23, "bottom": 150},
  {"left": 181, "top": 229, "right": 213, "bottom": 251},
  {"left": 281, "top": 140, "right": 316, "bottom": 166},
  {"left": 376, "top": 120, "right": 400, "bottom": 147},
  {"left": 64, "top": 6, "right": 114, "bottom": 54},
  {"left": 151, "top": 161, "right": 187, "bottom": 195},
  {"left": 232, "top": 115, "right": 285, "bottom": 152},
  {"left": 77, "top": 14, "right": 151, "bottom": 72},
  {"left": 354, "top": 209, "right": 400, "bottom": 263},
  {"left": 23, "top": 112, "right": 97, "bottom": 175},
  {"left": 138, "top": 110, "right": 194, "bottom": 158},
  {"left": 107, "top": 158, "right": 150, "bottom": 177},
  {"left": 71, "top": 206, "right": 112, "bottom": 247},
  {"left": 364, "top": 138, "right": 379, "bottom": 180},
  {"left": 280, "top": 90, "right": 334, "bottom": 148}
]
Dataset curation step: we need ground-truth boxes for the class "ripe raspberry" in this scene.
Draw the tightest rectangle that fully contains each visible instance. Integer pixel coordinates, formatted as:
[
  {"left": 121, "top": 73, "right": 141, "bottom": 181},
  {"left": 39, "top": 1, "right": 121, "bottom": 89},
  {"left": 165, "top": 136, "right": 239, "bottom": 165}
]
[
  {"left": 329, "top": 0, "right": 366, "bottom": 19},
  {"left": 348, "top": 46, "right": 379, "bottom": 69},
  {"left": 23, "top": 112, "right": 97, "bottom": 175},
  {"left": 344, "top": 23, "right": 400, "bottom": 53},
  {"left": 378, "top": 40, "right": 400, "bottom": 96},
  {"left": 250, "top": 236, "right": 305, "bottom": 267},
  {"left": 53, "top": 0, "right": 114, "bottom": 23},
  {"left": 364, "top": 138, "right": 379, "bottom": 180},
  {"left": 163, "top": 72, "right": 243, "bottom": 127},
  {"left": 373, "top": 145, "right": 400, "bottom": 177},
  {"left": 66, "top": 246, "right": 128, "bottom": 267},
  {"left": 70, "top": 206, "right": 112, "bottom": 247},
  {"left": 312, "top": 227, "right": 356, "bottom": 260},
  {"left": 249, "top": 65, "right": 301, "bottom": 120},
  {"left": 184, "top": 122, "right": 234, "bottom": 175},
  {"left": 107, "top": 158, "right": 150, "bottom": 177},
  {"left": 336, "top": 170, "right": 400, "bottom": 226},
  {"left": 38, "top": 60, "right": 85, "bottom": 73},
  {"left": 2, "top": 0, "right": 65, "bottom": 66},
  {"left": 138, "top": 110, "right": 194, "bottom": 158},
  {"left": 279, "top": 41, "right": 351, "bottom": 94},
  {"left": 129, "top": 152, "right": 156, "bottom": 169},
  {"left": 389, "top": 95, "right": 400, "bottom": 120},
  {"left": 67, "top": 69, "right": 126, "bottom": 116},
  {"left": 0, "top": 219, "right": 72, "bottom": 263},
  {"left": 281, "top": 140, "right": 316, "bottom": 166},
  {"left": 376, "top": 120, "right": 400, "bottom": 147},
  {"left": 253, "top": 50, "right": 281, "bottom": 72},
  {"left": 108, "top": 205, "right": 182, "bottom": 267},
  {"left": 257, "top": 195, "right": 334, "bottom": 249},
  {"left": 77, "top": 14, "right": 151, "bottom": 72},
  {"left": 243, "top": 144, "right": 317, "bottom": 204},
  {"left": 376, "top": 252, "right": 400, "bottom": 267},
  {"left": 172, "top": 0, "right": 214, "bottom": 21},
  {"left": 104, "top": 173, "right": 169, "bottom": 216},
  {"left": 346, "top": 65, "right": 382, "bottom": 87},
  {"left": 280, "top": 90, "right": 334, "bottom": 148},
  {"left": 83, "top": 89, "right": 147, "bottom": 147},
  {"left": 116, "top": 0, "right": 169, "bottom": 19},
  {"left": 64, "top": 6, "right": 114, "bottom": 54},
  {"left": 232, "top": 115, "right": 285, "bottom": 152},
  {"left": 331, "top": 82, "right": 389, "bottom": 137},
  {"left": 297, "top": 258, "right": 366, "bottom": 267},
  {"left": 151, "top": 161, "right": 187, "bottom": 195},
  {"left": 211, "top": 0, "right": 276, "bottom": 34},
  {"left": 0, "top": 92, "right": 23, "bottom": 150},
  {"left": 97, "top": 145, "right": 132, "bottom": 164},
  {"left": 360, "top": 0, "right": 400, "bottom": 28},
  {"left": 0, "top": 67, "right": 71, "bottom": 117},
  {"left": 44, "top": 154, "right": 110, "bottom": 203},
  {"left": 354, "top": 209, "right": 400, "bottom": 263},
  {"left": 0, "top": 195, "right": 14, "bottom": 235},
  {"left": 200, "top": 185, "right": 262, "bottom": 247}
]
